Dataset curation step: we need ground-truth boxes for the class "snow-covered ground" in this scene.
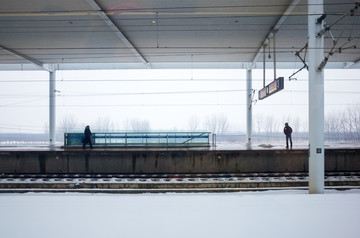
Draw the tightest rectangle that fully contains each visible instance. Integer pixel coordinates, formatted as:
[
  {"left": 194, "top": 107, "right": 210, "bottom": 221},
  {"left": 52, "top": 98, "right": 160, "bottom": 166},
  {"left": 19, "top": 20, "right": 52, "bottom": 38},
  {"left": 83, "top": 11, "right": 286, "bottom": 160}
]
[{"left": 0, "top": 189, "right": 359, "bottom": 238}]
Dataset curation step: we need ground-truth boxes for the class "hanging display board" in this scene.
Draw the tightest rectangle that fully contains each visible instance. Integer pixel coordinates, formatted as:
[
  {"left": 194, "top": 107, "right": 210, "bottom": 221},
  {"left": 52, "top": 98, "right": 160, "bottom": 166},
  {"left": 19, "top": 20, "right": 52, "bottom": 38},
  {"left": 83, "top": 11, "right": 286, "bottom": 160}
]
[{"left": 258, "top": 77, "right": 284, "bottom": 100}]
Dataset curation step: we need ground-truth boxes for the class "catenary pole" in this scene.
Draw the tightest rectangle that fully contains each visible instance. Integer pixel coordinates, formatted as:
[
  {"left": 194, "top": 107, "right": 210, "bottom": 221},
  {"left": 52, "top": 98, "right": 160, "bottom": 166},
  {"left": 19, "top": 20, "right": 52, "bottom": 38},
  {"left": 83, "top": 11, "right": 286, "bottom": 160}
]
[
  {"left": 246, "top": 68, "right": 252, "bottom": 147},
  {"left": 308, "top": 0, "right": 325, "bottom": 194},
  {"left": 49, "top": 70, "right": 56, "bottom": 147}
]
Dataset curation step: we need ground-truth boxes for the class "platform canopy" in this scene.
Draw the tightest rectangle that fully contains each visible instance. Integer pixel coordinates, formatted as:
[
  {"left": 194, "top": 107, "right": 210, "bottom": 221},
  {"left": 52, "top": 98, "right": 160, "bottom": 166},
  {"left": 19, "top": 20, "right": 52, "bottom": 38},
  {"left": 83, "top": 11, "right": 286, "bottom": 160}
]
[{"left": 0, "top": 0, "right": 359, "bottom": 70}]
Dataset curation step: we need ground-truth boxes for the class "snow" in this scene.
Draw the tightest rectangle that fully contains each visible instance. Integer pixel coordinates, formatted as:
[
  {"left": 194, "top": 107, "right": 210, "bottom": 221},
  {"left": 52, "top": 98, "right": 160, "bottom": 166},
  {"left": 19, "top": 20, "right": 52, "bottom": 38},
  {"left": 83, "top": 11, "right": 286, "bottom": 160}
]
[{"left": 0, "top": 190, "right": 359, "bottom": 238}]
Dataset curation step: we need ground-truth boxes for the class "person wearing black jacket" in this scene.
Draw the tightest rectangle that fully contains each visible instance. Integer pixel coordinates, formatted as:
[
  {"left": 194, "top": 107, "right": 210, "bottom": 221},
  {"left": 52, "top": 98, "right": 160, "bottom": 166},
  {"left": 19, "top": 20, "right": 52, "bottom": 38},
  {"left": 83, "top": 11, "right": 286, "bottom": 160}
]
[
  {"left": 82, "top": 125, "right": 93, "bottom": 149},
  {"left": 283, "top": 122, "right": 293, "bottom": 149}
]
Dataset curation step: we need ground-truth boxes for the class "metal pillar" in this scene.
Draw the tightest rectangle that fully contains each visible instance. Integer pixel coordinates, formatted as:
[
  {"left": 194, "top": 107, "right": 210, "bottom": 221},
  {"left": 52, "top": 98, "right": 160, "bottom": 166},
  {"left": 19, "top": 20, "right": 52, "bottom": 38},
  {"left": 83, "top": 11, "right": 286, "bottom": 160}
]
[
  {"left": 246, "top": 69, "right": 252, "bottom": 147},
  {"left": 49, "top": 71, "right": 56, "bottom": 146},
  {"left": 308, "top": 0, "right": 325, "bottom": 194}
]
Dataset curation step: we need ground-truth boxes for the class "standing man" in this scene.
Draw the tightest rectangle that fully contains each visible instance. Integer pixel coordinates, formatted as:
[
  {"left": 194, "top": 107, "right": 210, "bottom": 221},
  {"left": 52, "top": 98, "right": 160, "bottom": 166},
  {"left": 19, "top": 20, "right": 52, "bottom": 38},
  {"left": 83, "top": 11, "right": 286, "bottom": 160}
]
[
  {"left": 83, "top": 125, "right": 93, "bottom": 149},
  {"left": 284, "top": 122, "right": 293, "bottom": 149}
]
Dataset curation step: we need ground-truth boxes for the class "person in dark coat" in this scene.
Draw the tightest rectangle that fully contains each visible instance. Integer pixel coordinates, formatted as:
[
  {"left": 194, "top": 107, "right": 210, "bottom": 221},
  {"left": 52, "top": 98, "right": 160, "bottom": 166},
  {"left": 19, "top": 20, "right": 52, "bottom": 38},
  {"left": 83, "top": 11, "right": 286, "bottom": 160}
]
[
  {"left": 283, "top": 122, "right": 293, "bottom": 149},
  {"left": 83, "top": 125, "right": 93, "bottom": 149}
]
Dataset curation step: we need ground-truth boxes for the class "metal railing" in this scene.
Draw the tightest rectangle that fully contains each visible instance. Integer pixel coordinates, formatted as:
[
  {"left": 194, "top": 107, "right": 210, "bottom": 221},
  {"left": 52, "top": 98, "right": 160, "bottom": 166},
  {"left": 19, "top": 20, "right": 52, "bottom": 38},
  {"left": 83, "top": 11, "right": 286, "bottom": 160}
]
[{"left": 64, "top": 131, "right": 210, "bottom": 147}]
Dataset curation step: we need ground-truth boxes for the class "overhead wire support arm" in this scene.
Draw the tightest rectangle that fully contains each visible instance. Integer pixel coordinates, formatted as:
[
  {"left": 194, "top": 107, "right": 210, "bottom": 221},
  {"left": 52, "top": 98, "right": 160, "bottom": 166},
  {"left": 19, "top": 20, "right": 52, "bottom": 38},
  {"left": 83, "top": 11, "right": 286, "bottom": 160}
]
[
  {"left": 332, "top": 31, "right": 360, "bottom": 54},
  {"left": 317, "top": 2, "right": 360, "bottom": 37},
  {"left": 316, "top": 2, "right": 360, "bottom": 71},
  {"left": 289, "top": 42, "right": 308, "bottom": 80},
  {"left": 250, "top": 89, "right": 257, "bottom": 107},
  {"left": 289, "top": 64, "right": 306, "bottom": 80},
  {"left": 296, "top": 43, "right": 308, "bottom": 67}
]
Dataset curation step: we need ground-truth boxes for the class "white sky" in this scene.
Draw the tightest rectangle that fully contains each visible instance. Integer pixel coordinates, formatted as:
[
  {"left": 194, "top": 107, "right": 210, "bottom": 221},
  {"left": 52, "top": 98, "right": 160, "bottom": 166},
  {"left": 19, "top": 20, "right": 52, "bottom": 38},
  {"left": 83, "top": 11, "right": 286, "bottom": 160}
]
[
  {"left": 0, "top": 68, "right": 359, "bottom": 133},
  {"left": 0, "top": 190, "right": 359, "bottom": 238}
]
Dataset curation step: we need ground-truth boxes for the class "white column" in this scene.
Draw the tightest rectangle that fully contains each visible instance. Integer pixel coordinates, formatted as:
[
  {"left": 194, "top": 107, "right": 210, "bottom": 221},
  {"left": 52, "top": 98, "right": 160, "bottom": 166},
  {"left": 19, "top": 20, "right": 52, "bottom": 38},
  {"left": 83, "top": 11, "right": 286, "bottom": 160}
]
[
  {"left": 49, "top": 70, "right": 56, "bottom": 147},
  {"left": 246, "top": 68, "right": 252, "bottom": 147},
  {"left": 308, "top": 0, "right": 325, "bottom": 194}
]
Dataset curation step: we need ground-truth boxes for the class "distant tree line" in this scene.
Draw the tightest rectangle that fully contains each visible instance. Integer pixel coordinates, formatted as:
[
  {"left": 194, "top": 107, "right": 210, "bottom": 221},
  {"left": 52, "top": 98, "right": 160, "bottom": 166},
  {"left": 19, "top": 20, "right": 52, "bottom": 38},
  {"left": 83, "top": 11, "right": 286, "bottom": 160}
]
[
  {"left": 58, "top": 105, "right": 359, "bottom": 142},
  {"left": 187, "top": 114, "right": 229, "bottom": 133},
  {"left": 253, "top": 105, "right": 360, "bottom": 142},
  {"left": 324, "top": 105, "right": 360, "bottom": 142},
  {"left": 58, "top": 113, "right": 230, "bottom": 134},
  {"left": 58, "top": 114, "right": 152, "bottom": 133},
  {"left": 3, "top": 106, "right": 358, "bottom": 144}
]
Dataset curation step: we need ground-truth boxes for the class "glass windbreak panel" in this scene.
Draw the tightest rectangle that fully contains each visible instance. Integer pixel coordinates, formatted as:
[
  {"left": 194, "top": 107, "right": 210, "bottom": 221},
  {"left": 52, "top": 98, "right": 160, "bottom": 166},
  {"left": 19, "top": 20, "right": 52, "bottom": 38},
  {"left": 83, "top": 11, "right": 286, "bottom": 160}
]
[
  {"left": 191, "top": 137, "right": 207, "bottom": 143},
  {"left": 94, "top": 133, "right": 106, "bottom": 144},
  {"left": 166, "top": 133, "right": 178, "bottom": 144},
  {"left": 108, "top": 134, "right": 126, "bottom": 144},
  {"left": 127, "top": 133, "right": 146, "bottom": 144},
  {"left": 66, "top": 133, "right": 83, "bottom": 145},
  {"left": 190, "top": 133, "right": 209, "bottom": 144},
  {"left": 146, "top": 133, "right": 161, "bottom": 144},
  {"left": 65, "top": 132, "right": 210, "bottom": 146},
  {"left": 158, "top": 134, "right": 168, "bottom": 144},
  {"left": 177, "top": 133, "right": 191, "bottom": 144}
]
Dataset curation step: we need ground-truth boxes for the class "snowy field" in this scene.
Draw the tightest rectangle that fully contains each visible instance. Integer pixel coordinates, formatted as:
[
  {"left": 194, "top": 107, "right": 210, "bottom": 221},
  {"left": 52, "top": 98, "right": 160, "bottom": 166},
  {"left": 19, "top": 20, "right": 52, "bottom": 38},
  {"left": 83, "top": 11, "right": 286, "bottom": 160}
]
[{"left": 0, "top": 189, "right": 359, "bottom": 238}]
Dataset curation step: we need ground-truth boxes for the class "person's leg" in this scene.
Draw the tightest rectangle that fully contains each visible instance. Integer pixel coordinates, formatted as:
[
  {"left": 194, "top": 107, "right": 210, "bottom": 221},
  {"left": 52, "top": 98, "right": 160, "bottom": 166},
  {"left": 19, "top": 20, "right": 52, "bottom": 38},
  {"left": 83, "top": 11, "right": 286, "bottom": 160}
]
[
  {"left": 286, "top": 135, "right": 289, "bottom": 148},
  {"left": 89, "top": 138, "right": 93, "bottom": 149},
  {"left": 83, "top": 138, "right": 89, "bottom": 148}
]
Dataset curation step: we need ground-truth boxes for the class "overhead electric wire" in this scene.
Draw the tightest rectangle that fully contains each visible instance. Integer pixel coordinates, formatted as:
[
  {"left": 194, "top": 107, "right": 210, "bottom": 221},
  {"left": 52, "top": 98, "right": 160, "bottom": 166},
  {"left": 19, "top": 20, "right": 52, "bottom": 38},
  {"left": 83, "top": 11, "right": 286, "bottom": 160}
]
[
  {"left": 0, "top": 89, "right": 359, "bottom": 108},
  {"left": 0, "top": 97, "right": 48, "bottom": 107},
  {"left": 1, "top": 90, "right": 359, "bottom": 101},
  {"left": 58, "top": 89, "right": 245, "bottom": 97},
  {"left": 0, "top": 123, "right": 45, "bottom": 130},
  {"left": 2, "top": 103, "right": 359, "bottom": 109},
  {"left": 1, "top": 78, "right": 360, "bottom": 83}
]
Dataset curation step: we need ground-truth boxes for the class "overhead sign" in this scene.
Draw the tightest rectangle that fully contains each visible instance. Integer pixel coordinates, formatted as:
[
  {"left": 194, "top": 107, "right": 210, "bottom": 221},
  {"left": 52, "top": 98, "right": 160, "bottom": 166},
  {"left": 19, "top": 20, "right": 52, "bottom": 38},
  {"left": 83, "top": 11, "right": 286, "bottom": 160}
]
[{"left": 258, "top": 77, "right": 284, "bottom": 100}]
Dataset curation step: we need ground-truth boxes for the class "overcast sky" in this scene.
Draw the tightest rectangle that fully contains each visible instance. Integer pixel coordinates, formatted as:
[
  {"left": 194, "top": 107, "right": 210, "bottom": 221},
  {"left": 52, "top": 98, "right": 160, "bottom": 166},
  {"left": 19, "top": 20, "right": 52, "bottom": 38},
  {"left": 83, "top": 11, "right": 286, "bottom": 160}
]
[{"left": 0, "top": 68, "right": 359, "bottom": 134}]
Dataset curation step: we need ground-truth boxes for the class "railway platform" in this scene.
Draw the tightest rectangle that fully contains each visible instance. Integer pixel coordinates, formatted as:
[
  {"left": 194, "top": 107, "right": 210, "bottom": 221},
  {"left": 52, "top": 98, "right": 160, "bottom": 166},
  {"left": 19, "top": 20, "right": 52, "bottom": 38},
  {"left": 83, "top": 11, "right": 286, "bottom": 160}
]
[{"left": 1, "top": 143, "right": 359, "bottom": 192}]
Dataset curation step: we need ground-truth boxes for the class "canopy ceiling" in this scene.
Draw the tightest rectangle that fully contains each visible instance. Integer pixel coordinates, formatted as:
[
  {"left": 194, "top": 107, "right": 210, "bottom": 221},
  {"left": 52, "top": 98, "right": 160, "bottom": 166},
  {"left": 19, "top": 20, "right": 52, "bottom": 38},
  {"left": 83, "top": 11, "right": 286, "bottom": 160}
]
[{"left": 0, "top": 0, "right": 359, "bottom": 70}]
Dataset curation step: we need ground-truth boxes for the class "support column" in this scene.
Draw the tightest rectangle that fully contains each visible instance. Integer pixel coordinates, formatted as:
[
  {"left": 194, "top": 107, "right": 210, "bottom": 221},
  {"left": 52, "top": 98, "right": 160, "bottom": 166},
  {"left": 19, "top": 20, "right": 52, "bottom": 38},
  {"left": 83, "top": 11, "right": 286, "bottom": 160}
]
[
  {"left": 246, "top": 68, "right": 252, "bottom": 147},
  {"left": 49, "top": 70, "right": 56, "bottom": 147},
  {"left": 308, "top": 0, "right": 325, "bottom": 194}
]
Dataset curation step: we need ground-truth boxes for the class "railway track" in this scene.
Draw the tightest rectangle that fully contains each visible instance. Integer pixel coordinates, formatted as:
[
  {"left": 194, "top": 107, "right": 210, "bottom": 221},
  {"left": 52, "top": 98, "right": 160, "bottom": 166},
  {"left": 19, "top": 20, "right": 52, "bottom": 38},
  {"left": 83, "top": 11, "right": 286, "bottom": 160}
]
[{"left": 0, "top": 172, "right": 359, "bottom": 193}]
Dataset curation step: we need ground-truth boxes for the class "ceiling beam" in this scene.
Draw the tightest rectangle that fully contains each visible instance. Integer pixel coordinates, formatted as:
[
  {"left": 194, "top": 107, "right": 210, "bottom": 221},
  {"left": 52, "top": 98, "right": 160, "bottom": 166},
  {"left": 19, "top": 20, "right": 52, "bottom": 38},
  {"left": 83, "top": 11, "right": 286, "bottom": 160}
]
[
  {"left": 86, "top": 0, "right": 149, "bottom": 67},
  {"left": 0, "top": 44, "right": 52, "bottom": 72},
  {"left": 250, "top": 0, "right": 302, "bottom": 69}
]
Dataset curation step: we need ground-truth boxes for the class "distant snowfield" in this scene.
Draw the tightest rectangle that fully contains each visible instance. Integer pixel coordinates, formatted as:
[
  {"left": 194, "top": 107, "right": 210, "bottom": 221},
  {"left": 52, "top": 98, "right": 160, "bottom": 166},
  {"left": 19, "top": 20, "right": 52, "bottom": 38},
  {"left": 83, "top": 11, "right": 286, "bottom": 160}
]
[{"left": 0, "top": 190, "right": 359, "bottom": 238}]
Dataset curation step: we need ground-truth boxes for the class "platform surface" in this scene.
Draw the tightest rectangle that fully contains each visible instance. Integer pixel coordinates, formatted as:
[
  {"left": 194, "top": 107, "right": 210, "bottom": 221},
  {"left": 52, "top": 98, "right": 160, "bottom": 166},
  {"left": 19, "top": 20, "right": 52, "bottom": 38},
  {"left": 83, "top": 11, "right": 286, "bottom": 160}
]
[
  {"left": 0, "top": 189, "right": 359, "bottom": 238},
  {"left": 0, "top": 142, "right": 359, "bottom": 152}
]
